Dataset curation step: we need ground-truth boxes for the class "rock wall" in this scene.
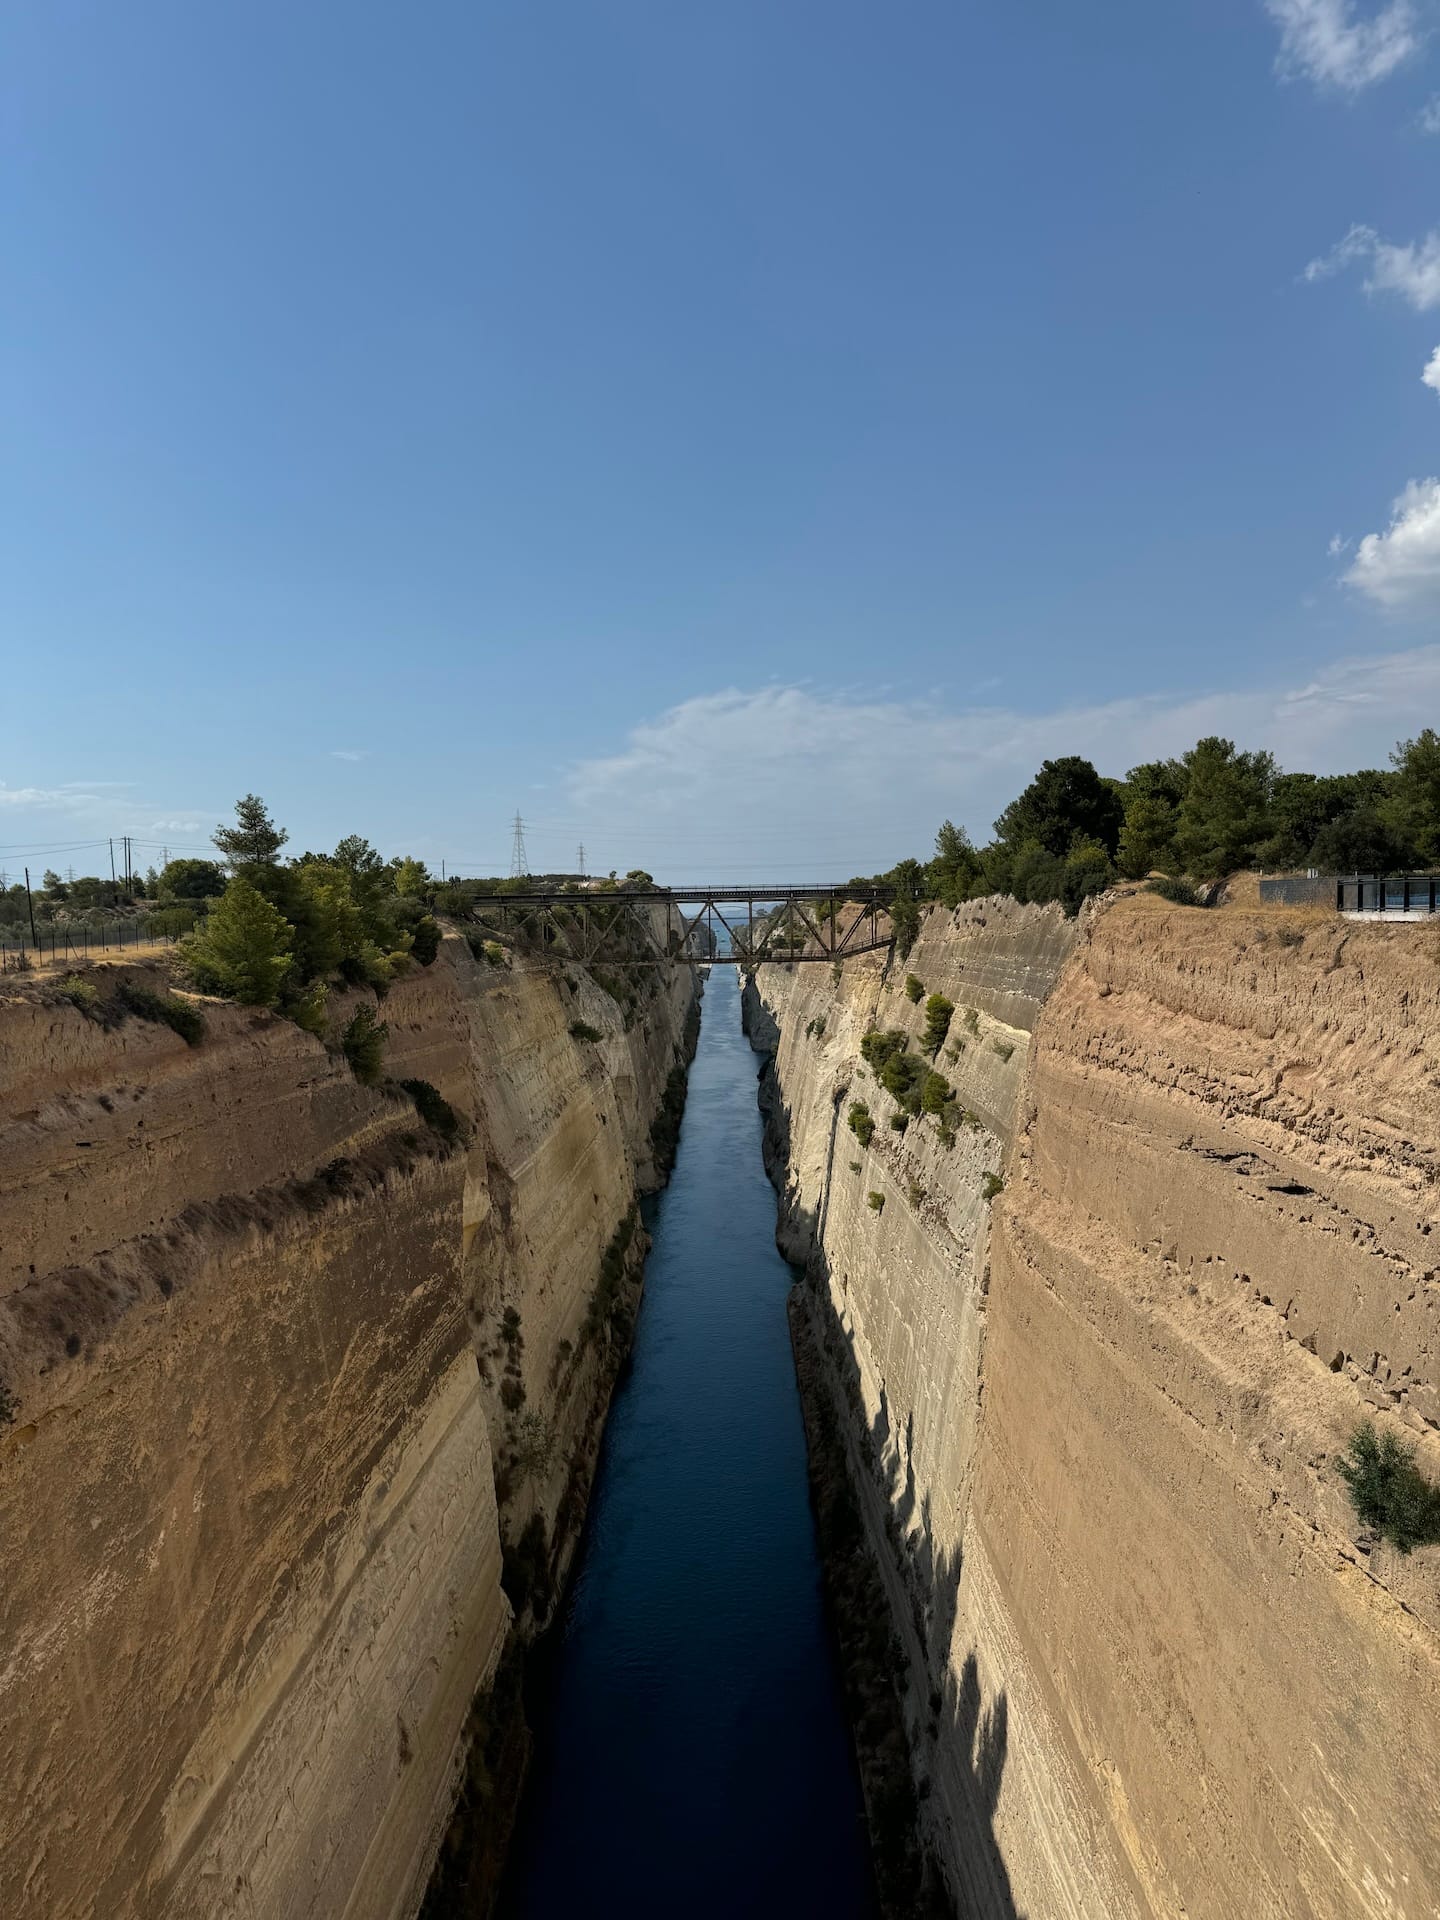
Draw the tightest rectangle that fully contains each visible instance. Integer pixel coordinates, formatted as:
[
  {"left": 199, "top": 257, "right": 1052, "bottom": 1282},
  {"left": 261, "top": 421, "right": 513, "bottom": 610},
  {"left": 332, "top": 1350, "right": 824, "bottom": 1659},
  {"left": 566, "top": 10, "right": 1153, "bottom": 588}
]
[
  {"left": 0, "top": 933, "right": 696, "bottom": 1920},
  {"left": 747, "top": 894, "right": 1440, "bottom": 1920}
]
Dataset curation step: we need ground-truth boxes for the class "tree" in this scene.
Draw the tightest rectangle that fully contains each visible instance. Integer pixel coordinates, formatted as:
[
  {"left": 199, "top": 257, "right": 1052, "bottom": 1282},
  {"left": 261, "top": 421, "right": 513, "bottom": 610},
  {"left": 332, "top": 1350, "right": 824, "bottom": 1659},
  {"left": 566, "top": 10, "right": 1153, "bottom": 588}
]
[
  {"left": 1171, "top": 738, "right": 1275, "bottom": 879},
  {"left": 1309, "top": 805, "right": 1410, "bottom": 875},
  {"left": 926, "top": 821, "right": 981, "bottom": 906},
  {"left": 42, "top": 870, "right": 67, "bottom": 898},
  {"left": 1116, "top": 760, "right": 1187, "bottom": 879},
  {"left": 1062, "top": 836, "right": 1115, "bottom": 913},
  {"left": 182, "top": 878, "right": 292, "bottom": 1006},
  {"left": 995, "top": 757, "right": 1124, "bottom": 859},
  {"left": 1386, "top": 729, "right": 1440, "bottom": 866},
  {"left": 158, "top": 857, "right": 226, "bottom": 900},
  {"left": 334, "top": 834, "right": 385, "bottom": 878},
  {"left": 393, "top": 857, "right": 430, "bottom": 898},
  {"left": 214, "top": 794, "right": 288, "bottom": 868}
]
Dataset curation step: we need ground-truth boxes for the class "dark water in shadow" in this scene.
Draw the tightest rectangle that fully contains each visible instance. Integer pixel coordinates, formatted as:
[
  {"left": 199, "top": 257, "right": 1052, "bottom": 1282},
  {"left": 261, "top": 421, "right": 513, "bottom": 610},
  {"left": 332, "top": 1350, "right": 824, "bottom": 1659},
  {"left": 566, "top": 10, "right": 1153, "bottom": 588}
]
[{"left": 499, "top": 968, "right": 876, "bottom": 1919}]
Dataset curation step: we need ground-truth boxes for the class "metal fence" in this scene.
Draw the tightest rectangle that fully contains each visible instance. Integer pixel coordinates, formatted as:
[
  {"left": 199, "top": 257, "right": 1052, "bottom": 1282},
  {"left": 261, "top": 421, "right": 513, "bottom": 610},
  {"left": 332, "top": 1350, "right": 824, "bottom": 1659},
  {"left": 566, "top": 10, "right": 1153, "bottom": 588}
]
[
  {"left": 1258, "top": 873, "right": 1440, "bottom": 915},
  {"left": 0, "top": 917, "right": 191, "bottom": 974}
]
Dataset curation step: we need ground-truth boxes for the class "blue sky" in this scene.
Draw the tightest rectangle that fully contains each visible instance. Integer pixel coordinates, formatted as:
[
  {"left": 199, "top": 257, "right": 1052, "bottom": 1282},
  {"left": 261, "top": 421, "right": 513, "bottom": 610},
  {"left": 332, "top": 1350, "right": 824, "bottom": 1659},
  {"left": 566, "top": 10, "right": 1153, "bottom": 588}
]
[{"left": 3, "top": 0, "right": 1437, "bottom": 882}]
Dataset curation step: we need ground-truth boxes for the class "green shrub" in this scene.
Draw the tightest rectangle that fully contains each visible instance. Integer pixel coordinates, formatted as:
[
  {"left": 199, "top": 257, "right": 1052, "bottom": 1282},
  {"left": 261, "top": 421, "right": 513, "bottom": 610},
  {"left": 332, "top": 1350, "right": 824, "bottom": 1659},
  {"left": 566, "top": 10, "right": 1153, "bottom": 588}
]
[
  {"left": 805, "top": 1015, "right": 827, "bottom": 1039},
  {"left": 867, "top": 1190, "right": 886, "bottom": 1213},
  {"left": 282, "top": 978, "right": 329, "bottom": 1036},
  {"left": 1148, "top": 875, "right": 1203, "bottom": 907},
  {"left": 569, "top": 1021, "right": 604, "bottom": 1043},
  {"left": 962, "top": 1007, "right": 979, "bottom": 1035},
  {"left": 889, "top": 1113, "right": 909, "bottom": 1133},
  {"left": 907, "top": 1178, "right": 924, "bottom": 1210},
  {"left": 920, "top": 1070, "right": 951, "bottom": 1115},
  {"left": 55, "top": 974, "right": 102, "bottom": 1017},
  {"left": 848, "top": 1160, "right": 862, "bottom": 1174},
  {"left": 981, "top": 1172, "right": 1004, "bottom": 1202},
  {"left": 410, "top": 915, "right": 442, "bottom": 965},
  {"left": 990, "top": 1037, "right": 1015, "bottom": 1063},
  {"left": 401, "top": 1077, "right": 462, "bottom": 1142},
  {"left": 117, "top": 983, "right": 206, "bottom": 1046},
  {"left": 484, "top": 940, "right": 507, "bottom": 966},
  {"left": 922, "top": 993, "right": 954, "bottom": 1054},
  {"left": 499, "top": 1375, "right": 526, "bottom": 1413},
  {"left": 904, "top": 974, "right": 924, "bottom": 1003},
  {"left": 847, "top": 1102, "right": 875, "bottom": 1148},
  {"left": 182, "top": 877, "right": 292, "bottom": 1006},
  {"left": 1337, "top": 1421, "right": 1440, "bottom": 1554},
  {"left": 511, "top": 1410, "right": 554, "bottom": 1481},
  {"left": 342, "top": 1005, "right": 388, "bottom": 1086},
  {"left": 879, "top": 1045, "right": 928, "bottom": 1115}
]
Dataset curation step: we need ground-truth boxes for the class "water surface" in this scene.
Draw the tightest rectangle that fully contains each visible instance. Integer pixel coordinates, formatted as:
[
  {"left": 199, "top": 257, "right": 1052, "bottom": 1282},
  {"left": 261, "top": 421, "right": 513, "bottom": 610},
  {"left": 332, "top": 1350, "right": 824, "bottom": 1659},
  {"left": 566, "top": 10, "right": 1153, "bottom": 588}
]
[{"left": 501, "top": 967, "right": 876, "bottom": 1918}]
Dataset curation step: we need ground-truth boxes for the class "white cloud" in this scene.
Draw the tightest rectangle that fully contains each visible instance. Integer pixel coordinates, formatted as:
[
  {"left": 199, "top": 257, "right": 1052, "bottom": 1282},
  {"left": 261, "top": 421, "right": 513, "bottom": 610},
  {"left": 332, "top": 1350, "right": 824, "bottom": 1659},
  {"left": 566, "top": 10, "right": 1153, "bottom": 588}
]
[
  {"left": 1421, "top": 92, "right": 1440, "bottom": 131},
  {"left": 330, "top": 749, "right": 365, "bottom": 762},
  {"left": 1264, "top": 0, "right": 1420, "bottom": 91},
  {"left": 1327, "top": 532, "right": 1350, "bottom": 555},
  {"left": 564, "top": 655, "right": 1440, "bottom": 869},
  {"left": 1346, "top": 478, "right": 1440, "bottom": 606},
  {"left": 0, "top": 783, "right": 105, "bottom": 811},
  {"left": 1305, "top": 223, "right": 1440, "bottom": 309},
  {"left": 150, "top": 818, "right": 201, "bottom": 834},
  {"left": 1423, "top": 344, "right": 1440, "bottom": 395}
]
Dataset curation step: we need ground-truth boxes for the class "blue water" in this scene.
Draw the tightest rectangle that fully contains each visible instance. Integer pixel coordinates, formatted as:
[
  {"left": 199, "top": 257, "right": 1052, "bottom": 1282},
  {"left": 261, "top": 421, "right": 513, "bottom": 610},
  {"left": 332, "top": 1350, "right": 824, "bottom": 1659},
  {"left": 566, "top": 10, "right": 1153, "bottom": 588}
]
[{"left": 500, "top": 968, "right": 876, "bottom": 1919}]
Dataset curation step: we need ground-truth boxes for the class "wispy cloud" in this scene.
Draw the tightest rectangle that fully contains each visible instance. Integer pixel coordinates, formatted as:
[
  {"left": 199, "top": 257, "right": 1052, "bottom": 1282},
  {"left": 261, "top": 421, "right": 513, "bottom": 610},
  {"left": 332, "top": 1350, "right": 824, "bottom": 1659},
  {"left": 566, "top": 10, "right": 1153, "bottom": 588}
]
[
  {"left": 1263, "top": 0, "right": 1420, "bottom": 92},
  {"left": 1327, "top": 532, "right": 1350, "bottom": 555},
  {"left": 150, "top": 818, "right": 201, "bottom": 834},
  {"left": 330, "top": 749, "right": 366, "bottom": 763},
  {"left": 1305, "top": 223, "right": 1440, "bottom": 310},
  {"left": 565, "top": 656, "right": 1440, "bottom": 865},
  {"left": 1423, "top": 344, "right": 1440, "bottom": 396},
  {"left": 1420, "top": 92, "right": 1440, "bottom": 132},
  {"left": 1346, "top": 478, "right": 1440, "bottom": 607}
]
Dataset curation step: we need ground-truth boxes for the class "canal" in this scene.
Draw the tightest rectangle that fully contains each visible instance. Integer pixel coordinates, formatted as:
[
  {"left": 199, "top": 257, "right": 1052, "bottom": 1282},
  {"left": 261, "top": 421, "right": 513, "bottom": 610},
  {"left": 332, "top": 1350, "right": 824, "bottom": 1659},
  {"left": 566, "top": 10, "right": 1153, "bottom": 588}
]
[{"left": 499, "top": 966, "right": 877, "bottom": 1918}]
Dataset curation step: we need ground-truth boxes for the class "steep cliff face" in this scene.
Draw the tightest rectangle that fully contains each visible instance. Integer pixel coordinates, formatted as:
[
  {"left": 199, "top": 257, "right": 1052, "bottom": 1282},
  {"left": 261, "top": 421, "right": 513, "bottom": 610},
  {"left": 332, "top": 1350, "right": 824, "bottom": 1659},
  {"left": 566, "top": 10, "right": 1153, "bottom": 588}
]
[
  {"left": 0, "top": 934, "right": 696, "bottom": 1920},
  {"left": 748, "top": 895, "right": 1440, "bottom": 1920}
]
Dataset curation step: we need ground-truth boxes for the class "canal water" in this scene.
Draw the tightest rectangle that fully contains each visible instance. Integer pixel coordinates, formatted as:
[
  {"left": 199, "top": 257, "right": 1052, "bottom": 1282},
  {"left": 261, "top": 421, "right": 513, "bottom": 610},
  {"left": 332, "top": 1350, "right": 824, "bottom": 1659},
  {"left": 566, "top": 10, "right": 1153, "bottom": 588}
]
[{"left": 500, "top": 967, "right": 876, "bottom": 1919}]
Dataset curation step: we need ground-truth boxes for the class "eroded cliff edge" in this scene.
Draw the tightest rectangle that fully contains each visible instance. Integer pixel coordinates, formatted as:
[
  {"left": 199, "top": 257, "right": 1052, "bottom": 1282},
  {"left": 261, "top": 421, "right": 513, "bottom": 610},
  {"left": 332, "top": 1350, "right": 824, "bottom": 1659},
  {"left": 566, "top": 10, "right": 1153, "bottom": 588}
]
[
  {"left": 0, "top": 933, "right": 697, "bottom": 1920},
  {"left": 747, "top": 894, "right": 1440, "bottom": 1920}
]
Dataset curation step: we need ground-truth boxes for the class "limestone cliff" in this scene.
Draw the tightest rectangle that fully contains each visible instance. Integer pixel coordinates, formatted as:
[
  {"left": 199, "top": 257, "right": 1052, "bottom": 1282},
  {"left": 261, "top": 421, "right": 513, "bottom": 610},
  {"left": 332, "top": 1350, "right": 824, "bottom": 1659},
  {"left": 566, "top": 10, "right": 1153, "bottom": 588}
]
[
  {"left": 747, "top": 894, "right": 1440, "bottom": 1920},
  {"left": 0, "top": 932, "right": 696, "bottom": 1920}
]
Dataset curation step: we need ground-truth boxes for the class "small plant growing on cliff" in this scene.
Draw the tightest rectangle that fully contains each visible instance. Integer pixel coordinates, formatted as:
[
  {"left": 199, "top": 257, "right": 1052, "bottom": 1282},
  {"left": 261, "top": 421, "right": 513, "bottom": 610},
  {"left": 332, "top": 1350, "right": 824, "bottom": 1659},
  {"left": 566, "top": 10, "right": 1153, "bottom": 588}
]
[
  {"left": 922, "top": 993, "right": 953, "bottom": 1054},
  {"left": 831, "top": 960, "right": 842, "bottom": 985},
  {"left": 1147, "top": 875, "right": 1202, "bottom": 907},
  {"left": 55, "top": 974, "right": 102, "bottom": 1018},
  {"left": 511, "top": 1410, "right": 554, "bottom": 1482},
  {"left": 889, "top": 1112, "right": 909, "bottom": 1133},
  {"left": 989, "top": 1037, "right": 1015, "bottom": 1063},
  {"left": 920, "top": 1069, "right": 952, "bottom": 1116},
  {"left": 0, "top": 1381, "right": 16, "bottom": 1426},
  {"left": 341, "top": 1005, "right": 388, "bottom": 1086},
  {"left": 409, "top": 915, "right": 442, "bottom": 966},
  {"left": 907, "top": 1178, "right": 924, "bottom": 1210},
  {"left": 847, "top": 1102, "right": 875, "bottom": 1148},
  {"left": 805, "top": 1015, "right": 827, "bottom": 1040},
  {"left": 962, "top": 1006, "right": 979, "bottom": 1036},
  {"left": 117, "top": 982, "right": 206, "bottom": 1046},
  {"left": 867, "top": 1190, "right": 886, "bottom": 1213},
  {"left": 281, "top": 978, "right": 328, "bottom": 1036},
  {"left": 904, "top": 974, "right": 924, "bottom": 1003},
  {"left": 1338, "top": 1421, "right": 1440, "bottom": 1555},
  {"left": 848, "top": 1160, "right": 862, "bottom": 1174},
  {"left": 569, "top": 1020, "right": 604, "bottom": 1043},
  {"left": 499, "top": 1375, "right": 526, "bottom": 1413},
  {"left": 981, "top": 1172, "right": 1004, "bottom": 1201},
  {"left": 401, "top": 1077, "right": 462, "bottom": 1142},
  {"left": 483, "top": 939, "right": 507, "bottom": 966}
]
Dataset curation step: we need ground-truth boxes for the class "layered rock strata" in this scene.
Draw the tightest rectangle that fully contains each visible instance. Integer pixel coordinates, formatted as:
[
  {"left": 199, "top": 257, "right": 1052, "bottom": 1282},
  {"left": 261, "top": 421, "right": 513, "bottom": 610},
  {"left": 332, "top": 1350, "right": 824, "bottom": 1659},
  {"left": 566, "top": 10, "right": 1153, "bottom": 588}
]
[
  {"left": 748, "top": 895, "right": 1440, "bottom": 1920},
  {"left": 0, "top": 934, "right": 695, "bottom": 1920}
]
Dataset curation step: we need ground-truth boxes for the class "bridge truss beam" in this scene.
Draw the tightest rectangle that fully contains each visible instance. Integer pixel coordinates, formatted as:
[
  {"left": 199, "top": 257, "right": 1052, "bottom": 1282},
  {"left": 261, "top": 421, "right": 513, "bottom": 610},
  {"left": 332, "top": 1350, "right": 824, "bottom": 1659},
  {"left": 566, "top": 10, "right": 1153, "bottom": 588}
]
[{"left": 469, "top": 886, "right": 894, "bottom": 966}]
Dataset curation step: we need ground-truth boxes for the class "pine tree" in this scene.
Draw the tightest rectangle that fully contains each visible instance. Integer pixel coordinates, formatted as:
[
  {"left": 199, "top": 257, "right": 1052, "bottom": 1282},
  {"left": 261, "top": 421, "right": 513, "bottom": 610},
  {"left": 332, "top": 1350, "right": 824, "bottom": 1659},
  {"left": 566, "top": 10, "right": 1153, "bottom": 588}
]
[
  {"left": 213, "top": 794, "right": 288, "bottom": 868},
  {"left": 182, "top": 878, "right": 292, "bottom": 1006}
]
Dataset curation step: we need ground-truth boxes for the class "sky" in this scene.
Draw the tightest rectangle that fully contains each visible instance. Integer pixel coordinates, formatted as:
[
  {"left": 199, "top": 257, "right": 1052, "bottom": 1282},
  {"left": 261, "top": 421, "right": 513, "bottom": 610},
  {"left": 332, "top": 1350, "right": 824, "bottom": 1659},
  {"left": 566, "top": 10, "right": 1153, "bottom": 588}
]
[{"left": 2, "top": 0, "right": 1438, "bottom": 883}]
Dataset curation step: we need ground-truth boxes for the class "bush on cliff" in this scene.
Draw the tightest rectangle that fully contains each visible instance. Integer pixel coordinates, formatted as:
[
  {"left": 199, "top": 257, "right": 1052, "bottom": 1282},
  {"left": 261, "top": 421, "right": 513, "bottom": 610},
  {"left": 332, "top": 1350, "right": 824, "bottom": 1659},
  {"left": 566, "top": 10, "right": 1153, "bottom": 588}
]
[
  {"left": 904, "top": 974, "right": 924, "bottom": 1003},
  {"left": 1338, "top": 1421, "right": 1440, "bottom": 1555},
  {"left": 116, "top": 982, "right": 206, "bottom": 1047},
  {"left": 847, "top": 1102, "right": 875, "bottom": 1148},
  {"left": 922, "top": 993, "right": 953, "bottom": 1054},
  {"left": 341, "top": 1004, "right": 388, "bottom": 1086},
  {"left": 182, "top": 877, "right": 293, "bottom": 1007}
]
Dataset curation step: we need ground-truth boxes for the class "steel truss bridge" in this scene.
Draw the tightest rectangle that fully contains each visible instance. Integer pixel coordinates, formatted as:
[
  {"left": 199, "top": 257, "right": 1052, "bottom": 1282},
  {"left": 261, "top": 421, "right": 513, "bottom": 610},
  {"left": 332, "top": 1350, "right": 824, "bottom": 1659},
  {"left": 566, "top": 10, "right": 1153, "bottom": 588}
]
[{"left": 471, "top": 885, "right": 896, "bottom": 966}]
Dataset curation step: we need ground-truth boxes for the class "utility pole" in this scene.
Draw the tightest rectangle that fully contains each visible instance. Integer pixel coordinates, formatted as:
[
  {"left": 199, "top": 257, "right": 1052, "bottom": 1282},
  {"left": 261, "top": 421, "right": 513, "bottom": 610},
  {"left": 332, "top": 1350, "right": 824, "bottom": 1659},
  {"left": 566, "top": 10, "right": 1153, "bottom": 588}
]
[
  {"left": 109, "top": 838, "right": 117, "bottom": 888},
  {"left": 24, "top": 868, "right": 36, "bottom": 945},
  {"left": 509, "top": 812, "right": 529, "bottom": 879}
]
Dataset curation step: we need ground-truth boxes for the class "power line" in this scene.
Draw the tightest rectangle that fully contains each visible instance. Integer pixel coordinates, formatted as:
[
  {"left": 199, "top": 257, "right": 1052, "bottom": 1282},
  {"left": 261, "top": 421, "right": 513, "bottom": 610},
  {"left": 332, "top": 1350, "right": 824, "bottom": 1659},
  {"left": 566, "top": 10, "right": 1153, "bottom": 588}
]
[{"left": 509, "top": 811, "right": 529, "bottom": 879}]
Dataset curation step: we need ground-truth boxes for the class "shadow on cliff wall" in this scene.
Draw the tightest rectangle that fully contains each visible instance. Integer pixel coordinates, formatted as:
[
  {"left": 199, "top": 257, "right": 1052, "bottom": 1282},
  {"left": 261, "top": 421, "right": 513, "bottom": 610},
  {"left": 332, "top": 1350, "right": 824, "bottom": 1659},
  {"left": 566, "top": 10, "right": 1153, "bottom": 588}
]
[
  {"left": 748, "top": 999, "right": 1021, "bottom": 1918},
  {"left": 804, "top": 1273, "right": 1021, "bottom": 1920}
]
